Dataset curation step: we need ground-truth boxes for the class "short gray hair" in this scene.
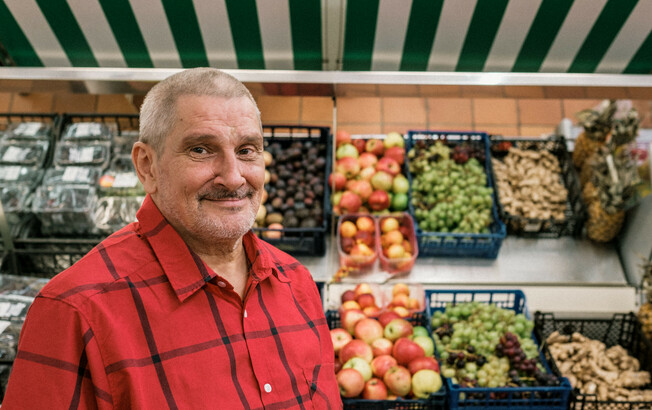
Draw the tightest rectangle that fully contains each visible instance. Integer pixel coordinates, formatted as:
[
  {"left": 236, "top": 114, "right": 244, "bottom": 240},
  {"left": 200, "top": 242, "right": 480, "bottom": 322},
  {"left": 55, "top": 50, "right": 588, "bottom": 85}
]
[{"left": 139, "top": 67, "right": 260, "bottom": 155}]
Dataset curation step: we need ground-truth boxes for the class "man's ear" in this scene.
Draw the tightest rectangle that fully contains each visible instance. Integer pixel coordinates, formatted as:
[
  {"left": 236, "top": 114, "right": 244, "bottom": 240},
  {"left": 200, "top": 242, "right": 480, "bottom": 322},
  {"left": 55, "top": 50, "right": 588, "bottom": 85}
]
[{"left": 132, "top": 142, "right": 158, "bottom": 194}]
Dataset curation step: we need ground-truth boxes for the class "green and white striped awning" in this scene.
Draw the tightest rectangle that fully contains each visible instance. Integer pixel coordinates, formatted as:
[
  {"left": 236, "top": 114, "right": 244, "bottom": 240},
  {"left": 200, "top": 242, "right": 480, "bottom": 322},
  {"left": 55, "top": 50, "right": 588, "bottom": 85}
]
[{"left": 0, "top": 0, "right": 651, "bottom": 74}]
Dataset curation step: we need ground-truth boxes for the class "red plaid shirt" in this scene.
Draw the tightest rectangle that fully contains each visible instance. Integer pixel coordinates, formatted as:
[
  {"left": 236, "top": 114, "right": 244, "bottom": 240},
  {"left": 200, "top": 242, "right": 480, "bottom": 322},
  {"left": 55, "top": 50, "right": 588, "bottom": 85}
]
[{"left": 3, "top": 195, "right": 341, "bottom": 409}]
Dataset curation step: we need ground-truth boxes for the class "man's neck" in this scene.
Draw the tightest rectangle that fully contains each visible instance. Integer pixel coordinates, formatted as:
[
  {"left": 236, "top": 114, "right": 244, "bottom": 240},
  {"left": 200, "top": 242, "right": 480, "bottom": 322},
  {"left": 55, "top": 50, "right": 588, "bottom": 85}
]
[{"left": 190, "top": 236, "right": 250, "bottom": 300}]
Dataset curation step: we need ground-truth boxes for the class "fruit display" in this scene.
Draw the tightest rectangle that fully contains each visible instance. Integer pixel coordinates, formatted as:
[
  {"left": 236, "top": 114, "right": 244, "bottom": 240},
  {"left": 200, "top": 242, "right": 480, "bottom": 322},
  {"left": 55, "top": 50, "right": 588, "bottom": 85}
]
[
  {"left": 572, "top": 100, "right": 615, "bottom": 169},
  {"left": 377, "top": 214, "right": 418, "bottom": 275},
  {"left": 255, "top": 135, "right": 327, "bottom": 232},
  {"left": 329, "top": 130, "right": 410, "bottom": 215},
  {"left": 545, "top": 330, "right": 652, "bottom": 402},
  {"left": 335, "top": 283, "right": 424, "bottom": 320},
  {"left": 430, "top": 301, "right": 560, "bottom": 390},
  {"left": 330, "top": 284, "right": 443, "bottom": 403},
  {"left": 337, "top": 215, "right": 378, "bottom": 272},
  {"left": 408, "top": 138, "right": 494, "bottom": 235}
]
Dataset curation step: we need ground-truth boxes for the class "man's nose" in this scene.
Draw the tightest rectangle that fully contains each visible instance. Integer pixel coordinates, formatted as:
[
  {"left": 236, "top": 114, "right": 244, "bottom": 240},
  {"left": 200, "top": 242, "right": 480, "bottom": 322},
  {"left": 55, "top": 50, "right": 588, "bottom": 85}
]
[{"left": 212, "top": 151, "right": 246, "bottom": 190}]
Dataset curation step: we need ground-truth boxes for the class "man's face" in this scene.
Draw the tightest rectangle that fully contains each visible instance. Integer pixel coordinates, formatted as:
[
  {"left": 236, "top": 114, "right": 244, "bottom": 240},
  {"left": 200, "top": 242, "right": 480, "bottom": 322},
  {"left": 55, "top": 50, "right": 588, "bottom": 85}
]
[{"left": 150, "top": 95, "right": 264, "bottom": 243}]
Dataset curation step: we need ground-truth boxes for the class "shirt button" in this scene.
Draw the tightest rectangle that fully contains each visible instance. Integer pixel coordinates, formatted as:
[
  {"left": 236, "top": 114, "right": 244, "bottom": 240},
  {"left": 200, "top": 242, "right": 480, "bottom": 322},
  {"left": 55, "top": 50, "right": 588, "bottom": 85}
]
[
  {"left": 217, "top": 281, "right": 226, "bottom": 288},
  {"left": 264, "top": 383, "right": 272, "bottom": 393},
  {"left": 244, "top": 310, "right": 248, "bottom": 318}
]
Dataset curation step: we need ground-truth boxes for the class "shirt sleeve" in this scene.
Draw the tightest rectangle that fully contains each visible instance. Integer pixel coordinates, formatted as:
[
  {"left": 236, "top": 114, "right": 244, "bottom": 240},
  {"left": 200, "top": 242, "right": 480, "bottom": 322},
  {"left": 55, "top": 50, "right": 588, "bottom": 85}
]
[{"left": 2, "top": 296, "right": 113, "bottom": 409}]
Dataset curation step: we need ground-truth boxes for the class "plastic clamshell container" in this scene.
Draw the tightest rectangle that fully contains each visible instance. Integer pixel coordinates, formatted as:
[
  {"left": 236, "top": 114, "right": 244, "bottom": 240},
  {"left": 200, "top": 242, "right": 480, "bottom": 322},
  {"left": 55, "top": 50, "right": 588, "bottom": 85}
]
[
  {"left": 93, "top": 196, "right": 145, "bottom": 234},
  {"left": 0, "top": 165, "right": 44, "bottom": 187},
  {"left": 425, "top": 289, "right": 572, "bottom": 410},
  {"left": 53, "top": 140, "right": 112, "bottom": 169},
  {"left": 333, "top": 283, "right": 384, "bottom": 317},
  {"left": 0, "top": 140, "right": 49, "bottom": 167},
  {"left": 4, "top": 122, "right": 52, "bottom": 141},
  {"left": 98, "top": 155, "right": 144, "bottom": 196},
  {"left": 62, "top": 122, "right": 113, "bottom": 141},
  {"left": 337, "top": 213, "right": 378, "bottom": 273},
  {"left": 376, "top": 212, "right": 418, "bottom": 275},
  {"left": 43, "top": 166, "right": 102, "bottom": 186},
  {"left": 32, "top": 185, "right": 97, "bottom": 235}
]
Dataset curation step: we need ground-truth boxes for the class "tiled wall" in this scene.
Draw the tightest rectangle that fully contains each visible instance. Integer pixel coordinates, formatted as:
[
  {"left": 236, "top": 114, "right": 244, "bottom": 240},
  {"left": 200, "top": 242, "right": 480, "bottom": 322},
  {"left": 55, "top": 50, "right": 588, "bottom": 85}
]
[
  {"left": 2, "top": 90, "right": 651, "bottom": 138},
  {"left": 258, "top": 95, "right": 652, "bottom": 137}
]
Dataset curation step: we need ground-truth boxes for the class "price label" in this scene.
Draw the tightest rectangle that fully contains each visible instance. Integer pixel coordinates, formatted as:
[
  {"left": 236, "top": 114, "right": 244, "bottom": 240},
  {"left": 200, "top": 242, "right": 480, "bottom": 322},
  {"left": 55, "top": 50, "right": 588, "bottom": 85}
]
[
  {"left": 2, "top": 146, "right": 27, "bottom": 162},
  {"left": 15, "top": 122, "right": 42, "bottom": 137},
  {"left": 112, "top": 173, "right": 139, "bottom": 188},
  {"left": 62, "top": 167, "right": 90, "bottom": 182},
  {"left": 3, "top": 165, "right": 21, "bottom": 181},
  {"left": 0, "top": 301, "right": 27, "bottom": 319},
  {"left": 74, "top": 123, "right": 92, "bottom": 137},
  {"left": 0, "top": 320, "right": 10, "bottom": 334}
]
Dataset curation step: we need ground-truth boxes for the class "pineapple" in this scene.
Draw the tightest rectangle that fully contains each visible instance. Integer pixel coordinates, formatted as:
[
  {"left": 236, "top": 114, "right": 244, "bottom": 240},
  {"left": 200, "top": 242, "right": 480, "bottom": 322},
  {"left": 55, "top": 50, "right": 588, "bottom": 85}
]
[
  {"left": 572, "top": 100, "right": 616, "bottom": 169},
  {"left": 638, "top": 260, "right": 652, "bottom": 341},
  {"left": 585, "top": 146, "right": 641, "bottom": 242}
]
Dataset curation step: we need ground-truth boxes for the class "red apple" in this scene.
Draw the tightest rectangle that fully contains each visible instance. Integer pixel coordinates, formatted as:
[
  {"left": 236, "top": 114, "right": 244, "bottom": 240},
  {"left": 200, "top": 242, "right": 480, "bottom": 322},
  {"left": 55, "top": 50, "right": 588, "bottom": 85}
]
[
  {"left": 336, "top": 130, "right": 352, "bottom": 147},
  {"left": 362, "top": 377, "right": 388, "bottom": 400},
  {"left": 328, "top": 172, "right": 347, "bottom": 191},
  {"left": 371, "top": 354, "right": 397, "bottom": 378},
  {"left": 370, "top": 171, "right": 393, "bottom": 191},
  {"left": 341, "top": 300, "right": 361, "bottom": 311},
  {"left": 384, "top": 146, "right": 406, "bottom": 165},
  {"left": 377, "top": 311, "right": 401, "bottom": 327},
  {"left": 392, "top": 283, "right": 410, "bottom": 297},
  {"left": 350, "top": 180, "right": 373, "bottom": 201},
  {"left": 358, "top": 166, "right": 376, "bottom": 181},
  {"left": 341, "top": 309, "right": 366, "bottom": 335},
  {"left": 340, "top": 339, "right": 373, "bottom": 364},
  {"left": 355, "top": 293, "right": 376, "bottom": 309},
  {"left": 354, "top": 230, "right": 375, "bottom": 248},
  {"left": 371, "top": 338, "right": 393, "bottom": 357},
  {"left": 363, "top": 306, "right": 381, "bottom": 317},
  {"left": 411, "top": 369, "right": 442, "bottom": 399},
  {"left": 349, "top": 243, "right": 375, "bottom": 264},
  {"left": 412, "top": 336, "right": 435, "bottom": 357},
  {"left": 383, "top": 365, "right": 412, "bottom": 397},
  {"left": 383, "top": 318, "right": 413, "bottom": 341},
  {"left": 334, "top": 356, "right": 343, "bottom": 374},
  {"left": 368, "top": 190, "right": 390, "bottom": 212},
  {"left": 365, "top": 139, "right": 385, "bottom": 156},
  {"left": 376, "top": 157, "right": 401, "bottom": 176},
  {"left": 341, "top": 289, "right": 356, "bottom": 303},
  {"left": 337, "top": 368, "right": 365, "bottom": 398},
  {"left": 358, "top": 152, "right": 379, "bottom": 169},
  {"left": 335, "top": 157, "right": 360, "bottom": 179},
  {"left": 352, "top": 138, "right": 367, "bottom": 154},
  {"left": 356, "top": 216, "right": 375, "bottom": 232},
  {"left": 330, "top": 328, "right": 353, "bottom": 354},
  {"left": 392, "top": 337, "right": 425, "bottom": 366},
  {"left": 339, "top": 191, "right": 362, "bottom": 214},
  {"left": 408, "top": 356, "right": 440, "bottom": 375},
  {"left": 340, "top": 236, "right": 354, "bottom": 253},
  {"left": 354, "top": 283, "right": 373, "bottom": 298},
  {"left": 354, "top": 318, "right": 384, "bottom": 345}
]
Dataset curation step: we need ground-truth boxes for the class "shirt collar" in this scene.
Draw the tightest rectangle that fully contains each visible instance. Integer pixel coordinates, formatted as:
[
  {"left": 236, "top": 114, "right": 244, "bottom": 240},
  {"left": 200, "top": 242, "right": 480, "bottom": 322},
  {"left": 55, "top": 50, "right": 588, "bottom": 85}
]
[{"left": 136, "top": 195, "right": 288, "bottom": 302}]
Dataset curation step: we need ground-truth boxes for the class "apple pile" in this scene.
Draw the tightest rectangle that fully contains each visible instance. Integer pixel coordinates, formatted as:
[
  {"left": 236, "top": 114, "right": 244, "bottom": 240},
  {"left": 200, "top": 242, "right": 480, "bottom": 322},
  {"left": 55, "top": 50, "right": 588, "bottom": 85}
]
[
  {"left": 329, "top": 130, "right": 410, "bottom": 215},
  {"left": 339, "top": 283, "right": 422, "bottom": 319},
  {"left": 378, "top": 215, "right": 417, "bottom": 274},
  {"left": 331, "top": 284, "right": 443, "bottom": 400},
  {"left": 338, "top": 215, "right": 377, "bottom": 271}
]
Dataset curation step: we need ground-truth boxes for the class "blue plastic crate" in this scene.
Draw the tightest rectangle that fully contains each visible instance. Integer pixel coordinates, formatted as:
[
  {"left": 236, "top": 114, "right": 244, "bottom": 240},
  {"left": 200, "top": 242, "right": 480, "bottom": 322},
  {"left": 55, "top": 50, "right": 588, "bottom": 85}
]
[
  {"left": 425, "top": 290, "right": 572, "bottom": 410},
  {"left": 406, "top": 131, "right": 506, "bottom": 259},
  {"left": 326, "top": 310, "right": 447, "bottom": 410}
]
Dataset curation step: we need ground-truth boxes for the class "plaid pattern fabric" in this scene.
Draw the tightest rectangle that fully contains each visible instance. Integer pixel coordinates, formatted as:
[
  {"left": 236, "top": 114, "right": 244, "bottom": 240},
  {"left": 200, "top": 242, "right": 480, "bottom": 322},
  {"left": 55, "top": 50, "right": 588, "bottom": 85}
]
[{"left": 3, "top": 195, "right": 341, "bottom": 409}]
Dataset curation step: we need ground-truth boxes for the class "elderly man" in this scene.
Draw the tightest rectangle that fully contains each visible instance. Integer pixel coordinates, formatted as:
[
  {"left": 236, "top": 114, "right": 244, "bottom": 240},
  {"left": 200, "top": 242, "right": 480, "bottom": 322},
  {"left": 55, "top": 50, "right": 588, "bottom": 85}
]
[{"left": 3, "top": 68, "right": 341, "bottom": 409}]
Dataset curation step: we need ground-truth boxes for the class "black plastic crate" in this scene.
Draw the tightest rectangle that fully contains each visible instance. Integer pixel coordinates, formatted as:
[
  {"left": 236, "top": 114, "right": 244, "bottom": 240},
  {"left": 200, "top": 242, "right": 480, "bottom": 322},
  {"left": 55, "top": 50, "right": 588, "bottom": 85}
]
[
  {"left": 252, "top": 125, "right": 330, "bottom": 256},
  {"left": 490, "top": 135, "right": 586, "bottom": 238},
  {"left": 534, "top": 312, "right": 652, "bottom": 410},
  {"left": 326, "top": 310, "right": 447, "bottom": 410},
  {"left": 426, "top": 290, "right": 572, "bottom": 410},
  {"left": 406, "top": 131, "right": 506, "bottom": 259}
]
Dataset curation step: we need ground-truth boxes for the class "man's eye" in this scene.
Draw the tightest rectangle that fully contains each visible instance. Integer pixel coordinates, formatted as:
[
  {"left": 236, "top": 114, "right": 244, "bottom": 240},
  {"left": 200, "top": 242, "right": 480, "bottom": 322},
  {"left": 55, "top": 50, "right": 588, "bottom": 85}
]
[
  {"left": 190, "top": 147, "right": 207, "bottom": 154},
  {"left": 239, "top": 147, "right": 256, "bottom": 156}
]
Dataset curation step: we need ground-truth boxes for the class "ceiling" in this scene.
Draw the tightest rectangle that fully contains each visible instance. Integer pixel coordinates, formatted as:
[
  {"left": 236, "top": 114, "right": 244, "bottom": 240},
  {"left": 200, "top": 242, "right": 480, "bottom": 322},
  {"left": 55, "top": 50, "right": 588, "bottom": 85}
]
[{"left": 0, "top": 0, "right": 651, "bottom": 75}]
